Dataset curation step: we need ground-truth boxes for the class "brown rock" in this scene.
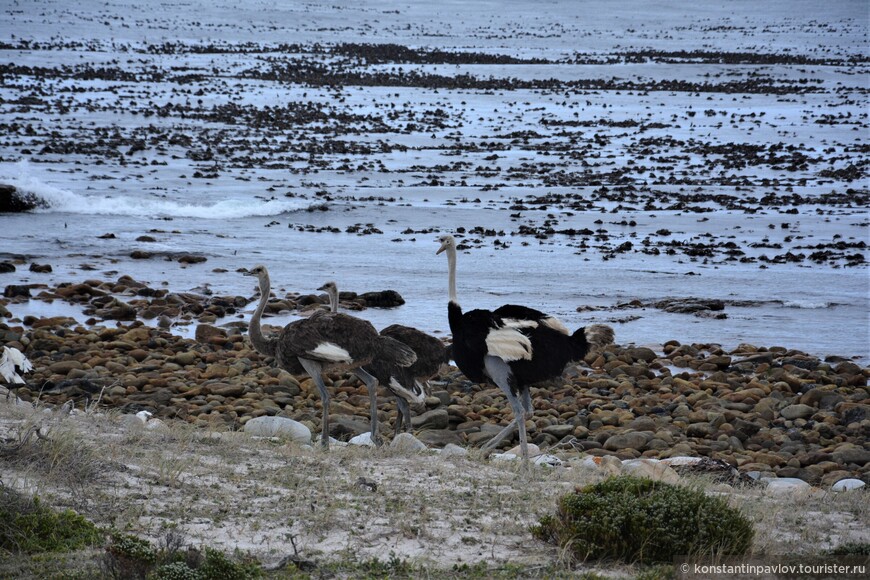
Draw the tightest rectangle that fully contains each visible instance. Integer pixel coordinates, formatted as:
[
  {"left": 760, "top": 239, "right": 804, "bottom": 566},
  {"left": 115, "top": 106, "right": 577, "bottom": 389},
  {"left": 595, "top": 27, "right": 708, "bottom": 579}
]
[
  {"left": 173, "top": 351, "right": 198, "bottom": 366},
  {"left": 32, "top": 316, "right": 78, "bottom": 328},
  {"left": 128, "top": 349, "right": 149, "bottom": 363},
  {"left": 686, "top": 422, "right": 716, "bottom": 438},
  {"left": 203, "top": 364, "right": 230, "bottom": 379},
  {"left": 542, "top": 424, "right": 574, "bottom": 439},
  {"left": 832, "top": 444, "right": 870, "bottom": 466},
  {"left": 604, "top": 432, "right": 652, "bottom": 451},
  {"left": 416, "top": 429, "right": 463, "bottom": 447},
  {"left": 48, "top": 360, "right": 84, "bottom": 375},
  {"left": 328, "top": 415, "right": 370, "bottom": 439},
  {"left": 196, "top": 324, "right": 227, "bottom": 343},
  {"left": 752, "top": 452, "right": 788, "bottom": 467},
  {"left": 209, "top": 383, "right": 246, "bottom": 397},
  {"left": 411, "top": 409, "right": 450, "bottom": 430},
  {"left": 627, "top": 416, "right": 657, "bottom": 432},
  {"left": 780, "top": 404, "right": 815, "bottom": 420}
]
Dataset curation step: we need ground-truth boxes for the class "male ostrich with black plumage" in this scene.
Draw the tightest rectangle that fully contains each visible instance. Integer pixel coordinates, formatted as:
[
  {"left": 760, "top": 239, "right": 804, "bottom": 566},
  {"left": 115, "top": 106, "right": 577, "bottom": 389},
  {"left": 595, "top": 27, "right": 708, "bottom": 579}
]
[
  {"left": 319, "top": 281, "right": 449, "bottom": 435},
  {"left": 244, "top": 265, "right": 416, "bottom": 448},
  {"left": 436, "top": 234, "right": 614, "bottom": 460}
]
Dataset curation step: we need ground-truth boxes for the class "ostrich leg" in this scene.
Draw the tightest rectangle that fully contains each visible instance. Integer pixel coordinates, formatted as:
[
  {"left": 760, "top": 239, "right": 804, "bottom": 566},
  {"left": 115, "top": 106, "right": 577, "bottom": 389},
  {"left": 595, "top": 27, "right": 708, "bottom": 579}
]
[
  {"left": 480, "top": 355, "right": 529, "bottom": 460},
  {"left": 299, "top": 358, "right": 330, "bottom": 450},
  {"left": 352, "top": 368, "right": 383, "bottom": 446},
  {"left": 395, "top": 397, "right": 411, "bottom": 435}
]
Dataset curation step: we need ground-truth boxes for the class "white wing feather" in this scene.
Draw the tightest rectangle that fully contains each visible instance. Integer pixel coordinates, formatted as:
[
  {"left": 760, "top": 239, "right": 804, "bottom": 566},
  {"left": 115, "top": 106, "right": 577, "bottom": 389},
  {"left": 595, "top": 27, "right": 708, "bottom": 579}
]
[
  {"left": 485, "top": 326, "right": 533, "bottom": 362},
  {"left": 387, "top": 376, "right": 425, "bottom": 404},
  {"left": 540, "top": 316, "right": 570, "bottom": 335},
  {"left": 308, "top": 342, "right": 353, "bottom": 363},
  {"left": 1, "top": 346, "right": 32, "bottom": 384}
]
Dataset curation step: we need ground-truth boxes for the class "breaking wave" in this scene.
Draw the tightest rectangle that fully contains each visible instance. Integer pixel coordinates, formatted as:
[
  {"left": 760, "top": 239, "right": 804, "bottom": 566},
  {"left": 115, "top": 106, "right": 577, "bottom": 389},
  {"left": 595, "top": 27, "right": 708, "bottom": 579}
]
[
  {"left": 781, "top": 300, "right": 835, "bottom": 309},
  {"left": 1, "top": 162, "right": 306, "bottom": 218}
]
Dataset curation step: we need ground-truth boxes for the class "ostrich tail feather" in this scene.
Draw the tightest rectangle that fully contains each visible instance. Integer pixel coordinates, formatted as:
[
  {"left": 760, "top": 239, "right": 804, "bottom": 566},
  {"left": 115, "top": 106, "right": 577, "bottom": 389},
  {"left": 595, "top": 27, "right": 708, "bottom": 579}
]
[
  {"left": 379, "top": 336, "right": 417, "bottom": 368},
  {"left": 583, "top": 324, "right": 615, "bottom": 350}
]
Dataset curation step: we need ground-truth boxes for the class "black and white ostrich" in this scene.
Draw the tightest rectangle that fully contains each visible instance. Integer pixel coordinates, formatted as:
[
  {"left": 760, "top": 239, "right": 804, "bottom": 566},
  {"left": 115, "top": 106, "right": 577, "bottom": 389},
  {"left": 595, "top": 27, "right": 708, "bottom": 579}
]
[
  {"left": 436, "top": 234, "right": 614, "bottom": 460},
  {"left": 244, "top": 265, "right": 416, "bottom": 448},
  {"left": 318, "top": 281, "right": 449, "bottom": 436}
]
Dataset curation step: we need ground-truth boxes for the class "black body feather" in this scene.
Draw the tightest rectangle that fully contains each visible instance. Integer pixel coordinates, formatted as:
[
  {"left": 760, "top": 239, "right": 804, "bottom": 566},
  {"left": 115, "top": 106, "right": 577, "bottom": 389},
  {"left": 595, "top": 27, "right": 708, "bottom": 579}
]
[{"left": 448, "top": 301, "right": 598, "bottom": 395}]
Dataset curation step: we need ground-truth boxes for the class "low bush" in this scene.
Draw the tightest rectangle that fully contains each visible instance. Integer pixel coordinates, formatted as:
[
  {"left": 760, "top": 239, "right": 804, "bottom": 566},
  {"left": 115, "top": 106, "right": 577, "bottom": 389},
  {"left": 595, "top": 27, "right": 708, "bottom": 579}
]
[
  {"left": 0, "top": 484, "right": 102, "bottom": 555},
  {"left": 531, "top": 475, "right": 754, "bottom": 564},
  {"left": 102, "top": 533, "right": 261, "bottom": 580}
]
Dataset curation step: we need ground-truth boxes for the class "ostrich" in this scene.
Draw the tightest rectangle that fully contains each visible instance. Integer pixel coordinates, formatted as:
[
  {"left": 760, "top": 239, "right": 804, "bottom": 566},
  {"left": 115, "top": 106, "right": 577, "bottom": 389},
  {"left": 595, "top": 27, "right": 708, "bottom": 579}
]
[
  {"left": 436, "top": 234, "right": 614, "bottom": 460},
  {"left": 318, "top": 281, "right": 449, "bottom": 435},
  {"left": 1, "top": 346, "right": 33, "bottom": 384},
  {"left": 244, "top": 265, "right": 416, "bottom": 448}
]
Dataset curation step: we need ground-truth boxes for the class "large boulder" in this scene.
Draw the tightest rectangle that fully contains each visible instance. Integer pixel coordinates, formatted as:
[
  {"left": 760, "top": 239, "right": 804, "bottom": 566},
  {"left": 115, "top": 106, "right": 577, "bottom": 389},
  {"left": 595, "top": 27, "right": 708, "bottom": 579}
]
[
  {"left": 360, "top": 289, "right": 405, "bottom": 308},
  {"left": 0, "top": 184, "right": 46, "bottom": 213}
]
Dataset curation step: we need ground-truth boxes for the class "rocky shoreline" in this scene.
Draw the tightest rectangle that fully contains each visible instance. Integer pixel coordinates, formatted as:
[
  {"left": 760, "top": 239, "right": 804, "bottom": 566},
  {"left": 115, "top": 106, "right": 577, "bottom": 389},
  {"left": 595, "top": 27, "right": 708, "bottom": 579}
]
[{"left": 2, "top": 272, "right": 867, "bottom": 488}]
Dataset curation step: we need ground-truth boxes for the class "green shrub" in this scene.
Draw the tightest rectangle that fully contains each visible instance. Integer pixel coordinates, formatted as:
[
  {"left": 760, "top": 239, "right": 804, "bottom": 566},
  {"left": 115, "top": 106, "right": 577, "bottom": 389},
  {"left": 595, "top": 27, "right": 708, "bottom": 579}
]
[
  {"left": 103, "top": 533, "right": 159, "bottom": 579},
  {"left": 531, "top": 475, "right": 754, "bottom": 564},
  {"left": 0, "top": 486, "right": 102, "bottom": 554},
  {"left": 197, "top": 547, "right": 262, "bottom": 579},
  {"left": 827, "top": 542, "right": 870, "bottom": 556},
  {"left": 152, "top": 561, "right": 203, "bottom": 580},
  {"left": 102, "top": 534, "right": 261, "bottom": 580}
]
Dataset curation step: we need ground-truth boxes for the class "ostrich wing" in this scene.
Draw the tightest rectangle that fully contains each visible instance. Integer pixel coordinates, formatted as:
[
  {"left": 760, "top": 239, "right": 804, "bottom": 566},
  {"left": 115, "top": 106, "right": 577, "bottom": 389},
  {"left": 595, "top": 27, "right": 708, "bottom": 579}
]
[
  {"left": 280, "top": 313, "right": 380, "bottom": 366},
  {"left": 1, "top": 347, "right": 32, "bottom": 384},
  {"left": 459, "top": 309, "right": 534, "bottom": 363},
  {"left": 493, "top": 304, "right": 569, "bottom": 335},
  {"left": 485, "top": 324, "right": 533, "bottom": 362},
  {"left": 380, "top": 324, "right": 446, "bottom": 378}
]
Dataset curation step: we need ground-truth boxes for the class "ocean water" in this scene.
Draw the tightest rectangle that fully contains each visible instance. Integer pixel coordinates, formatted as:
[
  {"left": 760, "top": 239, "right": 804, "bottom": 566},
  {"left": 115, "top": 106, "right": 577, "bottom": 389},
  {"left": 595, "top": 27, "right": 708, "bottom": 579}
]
[{"left": 0, "top": 0, "right": 867, "bottom": 362}]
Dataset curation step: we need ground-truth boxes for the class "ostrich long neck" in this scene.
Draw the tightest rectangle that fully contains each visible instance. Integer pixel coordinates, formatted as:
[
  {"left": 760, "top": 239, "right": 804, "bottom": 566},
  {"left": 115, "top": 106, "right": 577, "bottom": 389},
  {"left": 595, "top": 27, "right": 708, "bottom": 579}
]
[
  {"left": 446, "top": 244, "right": 458, "bottom": 304},
  {"left": 327, "top": 286, "right": 338, "bottom": 313},
  {"left": 249, "top": 274, "right": 276, "bottom": 356},
  {"left": 445, "top": 244, "right": 465, "bottom": 335}
]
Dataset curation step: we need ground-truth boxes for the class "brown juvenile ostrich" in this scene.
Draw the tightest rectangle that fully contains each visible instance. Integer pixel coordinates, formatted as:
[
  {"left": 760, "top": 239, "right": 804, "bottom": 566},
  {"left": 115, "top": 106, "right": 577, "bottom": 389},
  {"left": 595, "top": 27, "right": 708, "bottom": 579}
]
[
  {"left": 319, "top": 281, "right": 450, "bottom": 435},
  {"left": 245, "top": 265, "right": 416, "bottom": 448}
]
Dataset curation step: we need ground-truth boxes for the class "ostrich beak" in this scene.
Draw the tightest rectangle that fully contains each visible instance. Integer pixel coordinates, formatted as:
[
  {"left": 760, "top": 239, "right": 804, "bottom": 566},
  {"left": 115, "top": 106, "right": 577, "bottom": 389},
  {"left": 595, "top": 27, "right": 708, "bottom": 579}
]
[
  {"left": 243, "top": 270, "right": 256, "bottom": 277},
  {"left": 317, "top": 283, "right": 328, "bottom": 291}
]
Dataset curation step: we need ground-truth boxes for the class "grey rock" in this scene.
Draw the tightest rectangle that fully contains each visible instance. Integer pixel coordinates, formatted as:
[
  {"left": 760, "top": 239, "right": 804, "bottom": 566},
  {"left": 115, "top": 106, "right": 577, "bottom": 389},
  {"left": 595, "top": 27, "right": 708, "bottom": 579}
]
[
  {"left": 542, "top": 424, "right": 574, "bottom": 439},
  {"left": 831, "top": 478, "right": 866, "bottom": 492},
  {"left": 603, "top": 431, "right": 652, "bottom": 451},
  {"left": 780, "top": 404, "right": 814, "bottom": 420},
  {"left": 328, "top": 415, "right": 370, "bottom": 439},
  {"left": 439, "top": 443, "right": 468, "bottom": 457},
  {"left": 416, "top": 429, "right": 463, "bottom": 447},
  {"left": 832, "top": 445, "right": 870, "bottom": 466},
  {"left": 628, "top": 416, "right": 657, "bottom": 432},
  {"left": 244, "top": 416, "right": 311, "bottom": 444},
  {"left": 390, "top": 433, "right": 428, "bottom": 452},
  {"left": 686, "top": 422, "right": 716, "bottom": 438},
  {"left": 411, "top": 408, "right": 450, "bottom": 430}
]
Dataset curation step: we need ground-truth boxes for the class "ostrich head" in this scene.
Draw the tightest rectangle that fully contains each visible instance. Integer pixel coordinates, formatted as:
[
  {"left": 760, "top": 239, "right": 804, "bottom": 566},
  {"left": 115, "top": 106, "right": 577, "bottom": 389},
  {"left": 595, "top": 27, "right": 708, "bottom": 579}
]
[
  {"left": 436, "top": 234, "right": 456, "bottom": 255},
  {"left": 317, "top": 281, "right": 337, "bottom": 294},
  {"left": 244, "top": 264, "right": 270, "bottom": 294},
  {"left": 318, "top": 281, "right": 339, "bottom": 312}
]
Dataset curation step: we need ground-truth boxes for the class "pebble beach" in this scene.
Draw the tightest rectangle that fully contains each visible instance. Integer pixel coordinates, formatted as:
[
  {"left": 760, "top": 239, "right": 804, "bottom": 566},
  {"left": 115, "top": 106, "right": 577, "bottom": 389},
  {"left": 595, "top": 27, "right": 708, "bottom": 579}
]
[{"left": 1, "top": 272, "right": 867, "bottom": 487}]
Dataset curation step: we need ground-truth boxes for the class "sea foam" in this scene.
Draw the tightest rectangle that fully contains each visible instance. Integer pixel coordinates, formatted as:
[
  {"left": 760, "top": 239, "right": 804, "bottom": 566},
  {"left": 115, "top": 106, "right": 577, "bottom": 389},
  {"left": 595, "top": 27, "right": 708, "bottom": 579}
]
[{"left": 1, "top": 162, "right": 305, "bottom": 219}]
